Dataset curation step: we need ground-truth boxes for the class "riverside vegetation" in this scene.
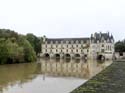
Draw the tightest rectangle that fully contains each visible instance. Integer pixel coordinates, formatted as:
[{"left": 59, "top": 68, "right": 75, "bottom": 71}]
[{"left": 0, "top": 29, "right": 41, "bottom": 64}]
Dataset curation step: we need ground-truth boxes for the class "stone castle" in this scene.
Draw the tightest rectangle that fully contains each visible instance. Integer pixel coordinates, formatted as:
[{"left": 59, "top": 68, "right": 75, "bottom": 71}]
[{"left": 41, "top": 32, "right": 114, "bottom": 60}]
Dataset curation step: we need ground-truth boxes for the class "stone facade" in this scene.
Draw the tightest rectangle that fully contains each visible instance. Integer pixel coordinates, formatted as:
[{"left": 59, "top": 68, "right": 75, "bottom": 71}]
[
  {"left": 41, "top": 32, "right": 115, "bottom": 60},
  {"left": 115, "top": 52, "right": 125, "bottom": 59}
]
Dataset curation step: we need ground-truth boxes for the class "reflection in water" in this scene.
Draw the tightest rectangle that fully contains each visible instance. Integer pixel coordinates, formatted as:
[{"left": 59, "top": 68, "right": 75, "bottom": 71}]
[{"left": 0, "top": 59, "right": 112, "bottom": 93}]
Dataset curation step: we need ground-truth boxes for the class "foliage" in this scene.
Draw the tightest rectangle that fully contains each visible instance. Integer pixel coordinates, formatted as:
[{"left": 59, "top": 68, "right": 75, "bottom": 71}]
[
  {"left": 115, "top": 40, "right": 125, "bottom": 52},
  {"left": 26, "top": 33, "right": 41, "bottom": 55},
  {"left": 0, "top": 29, "right": 37, "bottom": 64}
]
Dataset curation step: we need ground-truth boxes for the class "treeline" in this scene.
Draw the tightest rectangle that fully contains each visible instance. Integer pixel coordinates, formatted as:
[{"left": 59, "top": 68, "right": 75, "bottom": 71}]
[
  {"left": 115, "top": 40, "right": 125, "bottom": 52},
  {"left": 0, "top": 29, "right": 41, "bottom": 64}
]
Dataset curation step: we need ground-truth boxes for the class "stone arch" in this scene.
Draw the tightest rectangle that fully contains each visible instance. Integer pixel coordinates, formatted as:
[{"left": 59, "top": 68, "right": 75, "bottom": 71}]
[
  {"left": 75, "top": 54, "right": 81, "bottom": 58},
  {"left": 65, "top": 53, "right": 71, "bottom": 58},
  {"left": 97, "top": 55, "right": 105, "bottom": 60},
  {"left": 44, "top": 53, "right": 50, "bottom": 58},
  {"left": 55, "top": 53, "right": 60, "bottom": 58}
]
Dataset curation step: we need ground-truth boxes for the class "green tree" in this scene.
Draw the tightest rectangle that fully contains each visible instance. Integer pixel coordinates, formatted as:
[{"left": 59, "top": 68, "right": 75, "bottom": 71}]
[
  {"left": 18, "top": 36, "right": 36, "bottom": 62},
  {"left": 0, "top": 39, "right": 8, "bottom": 64},
  {"left": 0, "top": 29, "right": 37, "bottom": 64},
  {"left": 26, "top": 33, "right": 41, "bottom": 55},
  {"left": 115, "top": 40, "right": 125, "bottom": 52}
]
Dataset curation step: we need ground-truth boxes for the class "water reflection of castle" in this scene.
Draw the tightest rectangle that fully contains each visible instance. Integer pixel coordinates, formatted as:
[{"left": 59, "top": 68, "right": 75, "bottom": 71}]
[{"left": 38, "top": 59, "right": 112, "bottom": 79}]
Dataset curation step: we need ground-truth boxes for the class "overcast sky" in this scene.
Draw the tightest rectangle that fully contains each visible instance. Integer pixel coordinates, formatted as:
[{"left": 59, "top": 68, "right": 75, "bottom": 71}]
[{"left": 0, "top": 0, "right": 125, "bottom": 41}]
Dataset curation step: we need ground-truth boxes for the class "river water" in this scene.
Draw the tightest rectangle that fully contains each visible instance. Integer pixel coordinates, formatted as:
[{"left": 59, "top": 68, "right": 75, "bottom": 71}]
[{"left": 0, "top": 59, "right": 112, "bottom": 93}]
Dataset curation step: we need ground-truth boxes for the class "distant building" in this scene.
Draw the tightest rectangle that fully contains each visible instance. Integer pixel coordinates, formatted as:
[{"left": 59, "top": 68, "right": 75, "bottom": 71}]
[{"left": 41, "top": 32, "right": 115, "bottom": 60}]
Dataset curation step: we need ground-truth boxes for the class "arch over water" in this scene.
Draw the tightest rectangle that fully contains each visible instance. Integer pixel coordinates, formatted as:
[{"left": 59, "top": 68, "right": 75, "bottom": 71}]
[
  {"left": 65, "top": 53, "right": 71, "bottom": 58},
  {"left": 55, "top": 54, "right": 60, "bottom": 58},
  {"left": 97, "top": 55, "right": 105, "bottom": 60},
  {"left": 75, "top": 54, "right": 81, "bottom": 58},
  {"left": 44, "top": 53, "right": 50, "bottom": 58}
]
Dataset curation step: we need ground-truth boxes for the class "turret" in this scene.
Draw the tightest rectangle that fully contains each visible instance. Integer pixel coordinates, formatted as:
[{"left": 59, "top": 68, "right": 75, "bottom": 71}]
[{"left": 43, "top": 35, "right": 46, "bottom": 43}]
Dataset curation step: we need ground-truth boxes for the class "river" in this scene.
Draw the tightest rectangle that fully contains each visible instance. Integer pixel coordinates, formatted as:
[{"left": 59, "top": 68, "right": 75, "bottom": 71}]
[{"left": 0, "top": 59, "right": 112, "bottom": 93}]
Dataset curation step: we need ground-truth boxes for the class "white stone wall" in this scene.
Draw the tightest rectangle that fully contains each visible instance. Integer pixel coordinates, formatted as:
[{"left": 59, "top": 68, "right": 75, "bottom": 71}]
[
  {"left": 41, "top": 42, "right": 89, "bottom": 58},
  {"left": 41, "top": 36, "right": 114, "bottom": 60},
  {"left": 89, "top": 40, "right": 114, "bottom": 60}
]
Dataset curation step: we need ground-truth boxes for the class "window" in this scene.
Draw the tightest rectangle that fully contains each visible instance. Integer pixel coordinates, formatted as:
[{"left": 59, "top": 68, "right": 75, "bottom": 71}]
[
  {"left": 66, "top": 41, "right": 69, "bottom": 44},
  {"left": 81, "top": 40, "right": 83, "bottom": 44},
  {"left": 119, "top": 52, "right": 123, "bottom": 56},
  {"left": 56, "top": 45, "right": 58, "bottom": 48},
  {"left": 61, "top": 41, "right": 63, "bottom": 44},
  {"left": 67, "top": 45, "right": 68, "bottom": 48},
  {"left": 51, "top": 41, "right": 53, "bottom": 44},
  {"left": 108, "top": 45, "right": 110, "bottom": 50},
  {"left": 66, "top": 49, "right": 68, "bottom": 52},
  {"left": 102, "top": 44, "right": 104, "bottom": 47},
  {"left": 76, "top": 45, "right": 78, "bottom": 47},
  {"left": 76, "top": 40, "right": 78, "bottom": 44},
  {"left": 76, "top": 49, "right": 78, "bottom": 52},
  {"left": 69, "top": 41, "right": 71, "bottom": 44},
  {"left": 51, "top": 45, "right": 53, "bottom": 48},
  {"left": 71, "top": 49, "right": 73, "bottom": 52},
  {"left": 110, "top": 46, "right": 112, "bottom": 51},
  {"left": 56, "top": 49, "right": 58, "bottom": 52},
  {"left": 101, "top": 49, "right": 105, "bottom": 53},
  {"left": 45, "top": 45, "right": 47, "bottom": 48},
  {"left": 56, "top": 41, "right": 58, "bottom": 44},
  {"left": 81, "top": 45, "right": 83, "bottom": 48},
  {"left": 45, "top": 49, "right": 47, "bottom": 52},
  {"left": 61, "top": 45, "right": 63, "bottom": 48}
]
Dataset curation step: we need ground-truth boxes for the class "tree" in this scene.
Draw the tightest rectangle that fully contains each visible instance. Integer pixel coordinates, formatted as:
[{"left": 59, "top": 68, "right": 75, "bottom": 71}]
[
  {"left": 0, "top": 29, "right": 37, "bottom": 64},
  {"left": 26, "top": 33, "right": 41, "bottom": 55},
  {"left": 115, "top": 40, "right": 125, "bottom": 52}
]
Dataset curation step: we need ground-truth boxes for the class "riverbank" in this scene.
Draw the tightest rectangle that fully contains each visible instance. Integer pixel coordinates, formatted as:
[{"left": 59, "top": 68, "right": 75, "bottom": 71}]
[{"left": 71, "top": 61, "right": 125, "bottom": 93}]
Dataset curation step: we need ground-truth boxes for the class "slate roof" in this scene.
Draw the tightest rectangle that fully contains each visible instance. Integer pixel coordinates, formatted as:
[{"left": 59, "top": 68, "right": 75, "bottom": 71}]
[
  {"left": 44, "top": 32, "right": 114, "bottom": 44},
  {"left": 46, "top": 38, "right": 90, "bottom": 44},
  {"left": 91, "top": 32, "right": 114, "bottom": 43}
]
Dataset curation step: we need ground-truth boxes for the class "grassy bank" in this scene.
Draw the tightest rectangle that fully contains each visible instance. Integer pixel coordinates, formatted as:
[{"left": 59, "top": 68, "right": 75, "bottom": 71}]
[{"left": 71, "top": 61, "right": 125, "bottom": 93}]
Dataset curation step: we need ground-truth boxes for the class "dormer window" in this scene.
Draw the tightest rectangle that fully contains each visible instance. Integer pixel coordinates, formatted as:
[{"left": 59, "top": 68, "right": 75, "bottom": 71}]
[
  {"left": 81, "top": 40, "right": 83, "bottom": 44},
  {"left": 71, "top": 40, "right": 74, "bottom": 44},
  {"left": 51, "top": 41, "right": 53, "bottom": 44},
  {"left": 107, "top": 39, "right": 110, "bottom": 43},
  {"left": 66, "top": 41, "right": 69, "bottom": 44},
  {"left": 61, "top": 41, "right": 63, "bottom": 44},
  {"left": 56, "top": 41, "right": 58, "bottom": 44},
  {"left": 76, "top": 40, "right": 78, "bottom": 44}
]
